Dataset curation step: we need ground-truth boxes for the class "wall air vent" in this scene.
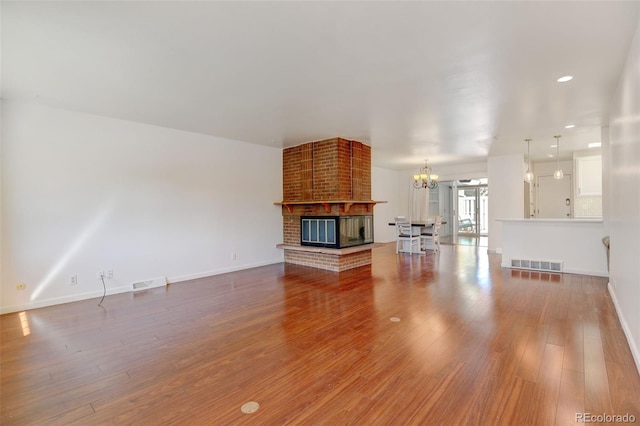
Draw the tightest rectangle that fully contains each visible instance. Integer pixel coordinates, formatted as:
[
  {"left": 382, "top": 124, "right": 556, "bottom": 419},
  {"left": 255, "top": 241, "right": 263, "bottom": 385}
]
[
  {"left": 131, "top": 277, "right": 167, "bottom": 292},
  {"left": 510, "top": 259, "right": 563, "bottom": 273}
]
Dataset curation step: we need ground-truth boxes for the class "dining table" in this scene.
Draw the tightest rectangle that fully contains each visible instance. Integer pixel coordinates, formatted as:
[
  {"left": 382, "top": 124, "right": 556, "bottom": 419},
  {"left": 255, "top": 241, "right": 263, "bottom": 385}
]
[{"left": 388, "top": 218, "right": 446, "bottom": 253}]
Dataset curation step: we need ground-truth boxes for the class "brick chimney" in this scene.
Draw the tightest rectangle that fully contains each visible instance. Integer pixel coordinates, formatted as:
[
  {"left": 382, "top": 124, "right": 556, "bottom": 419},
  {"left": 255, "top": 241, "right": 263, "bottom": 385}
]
[
  {"left": 276, "top": 138, "right": 382, "bottom": 271},
  {"left": 283, "top": 138, "right": 371, "bottom": 202}
]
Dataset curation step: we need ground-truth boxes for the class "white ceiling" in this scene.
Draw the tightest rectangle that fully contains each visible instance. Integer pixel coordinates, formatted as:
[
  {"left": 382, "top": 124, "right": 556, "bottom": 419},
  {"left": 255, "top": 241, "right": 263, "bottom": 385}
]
[{"left": 3, "top": 1, "right": 639, "bottom": 170}]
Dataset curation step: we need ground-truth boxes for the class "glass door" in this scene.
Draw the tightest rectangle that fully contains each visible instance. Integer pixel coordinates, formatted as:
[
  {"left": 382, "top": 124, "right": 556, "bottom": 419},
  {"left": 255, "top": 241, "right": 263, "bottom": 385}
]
[{"left": 457, "top": 186, "right": 488, "bottom": 236}]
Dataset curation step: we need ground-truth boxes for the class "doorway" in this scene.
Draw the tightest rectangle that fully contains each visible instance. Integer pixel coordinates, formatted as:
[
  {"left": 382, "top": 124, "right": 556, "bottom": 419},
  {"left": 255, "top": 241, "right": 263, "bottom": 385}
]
[
  {"left": 441, "top": 179, "right": 489, "bottom": 247},
  {"left": 457, "top": 186, "right": 489, "bottom": 236}
]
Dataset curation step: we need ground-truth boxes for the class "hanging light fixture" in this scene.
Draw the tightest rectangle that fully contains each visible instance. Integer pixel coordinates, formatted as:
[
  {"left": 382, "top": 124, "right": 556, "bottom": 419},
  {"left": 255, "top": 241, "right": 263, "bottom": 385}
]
[
  {"left": 524, "top": 138, "right": 534, "bottom": 182},
  {"left": 553, "top": 135, "right": 564, "bottom": 180},
  {"left": 413, "top": 159, "right": 439, "bottom": 189}
]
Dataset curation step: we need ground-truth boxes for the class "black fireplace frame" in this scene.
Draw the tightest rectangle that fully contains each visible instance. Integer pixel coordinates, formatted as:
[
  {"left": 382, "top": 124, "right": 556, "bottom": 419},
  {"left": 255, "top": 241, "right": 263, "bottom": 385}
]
[{"left": 300, "top": 215, "right": 373, "bottom": 249}]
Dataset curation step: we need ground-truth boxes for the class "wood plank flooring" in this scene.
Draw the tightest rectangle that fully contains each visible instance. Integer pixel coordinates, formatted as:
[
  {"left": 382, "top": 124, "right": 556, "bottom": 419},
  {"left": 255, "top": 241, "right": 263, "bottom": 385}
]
[{"left": 1, "top": 243, "right": 638, "bottom": 425}]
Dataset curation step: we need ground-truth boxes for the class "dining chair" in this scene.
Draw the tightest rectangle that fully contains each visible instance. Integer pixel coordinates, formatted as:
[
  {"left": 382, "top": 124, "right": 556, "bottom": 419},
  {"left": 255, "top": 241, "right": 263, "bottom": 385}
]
[
  {"left": 421, "top": 215, "right": 442, "bottom": 252},
  {"left": 395, "top": 216, "right": 421, "bottom": 254}
]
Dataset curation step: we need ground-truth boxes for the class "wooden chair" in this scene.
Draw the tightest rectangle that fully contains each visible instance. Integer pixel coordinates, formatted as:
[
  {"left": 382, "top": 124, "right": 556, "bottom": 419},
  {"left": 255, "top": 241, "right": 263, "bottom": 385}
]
[
  {"left": 395, "top": 217, "right": 421, "bottom": 254},
  {"left": 421, "top": 215, "right": 441, "bottom": 252}
]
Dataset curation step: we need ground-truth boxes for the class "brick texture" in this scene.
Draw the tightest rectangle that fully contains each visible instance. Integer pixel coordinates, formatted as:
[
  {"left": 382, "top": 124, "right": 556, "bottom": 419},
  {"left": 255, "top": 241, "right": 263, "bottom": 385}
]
[
  {"left": 282, "top": 138, "right": 371, "bottom": 203},
  {"left": 280, "top": 137, "right": 373, "bottom": 271},
  {"left": 284, "top": 249, "right": 372, "bottom": 272}
]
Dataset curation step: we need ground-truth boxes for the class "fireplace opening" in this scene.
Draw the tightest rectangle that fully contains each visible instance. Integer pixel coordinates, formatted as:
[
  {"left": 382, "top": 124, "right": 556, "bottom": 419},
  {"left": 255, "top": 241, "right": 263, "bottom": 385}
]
[{"left": 301, "top": 215, "right": 373, "bottom": 249}]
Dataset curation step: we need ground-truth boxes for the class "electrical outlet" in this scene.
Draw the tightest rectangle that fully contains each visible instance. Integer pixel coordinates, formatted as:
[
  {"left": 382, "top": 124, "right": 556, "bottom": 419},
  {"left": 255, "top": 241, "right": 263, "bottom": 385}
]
[
  {"left": 106, "top": 269, "right": 113, "bottom": 279},
  {"left": 70, "top": 275, "right": 78, "bottom": 285},
  {"left": 97, "top": 270, "right": 105, "bottom": 280},
  {"left": 16, "top": 283, "right": 26, "bottom": 291},
  {"left": 232, "top": 252, "right": 237, "bottom": 261}
]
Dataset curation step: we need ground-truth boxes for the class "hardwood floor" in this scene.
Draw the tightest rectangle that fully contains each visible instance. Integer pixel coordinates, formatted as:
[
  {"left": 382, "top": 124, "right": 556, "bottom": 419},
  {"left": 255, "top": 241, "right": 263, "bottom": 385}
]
[
  {"left": 1, "top": 243, "right": 638, "bottom": 425},
  {"left": 439, "top": 235, "right": 489, "bottom": 247}
]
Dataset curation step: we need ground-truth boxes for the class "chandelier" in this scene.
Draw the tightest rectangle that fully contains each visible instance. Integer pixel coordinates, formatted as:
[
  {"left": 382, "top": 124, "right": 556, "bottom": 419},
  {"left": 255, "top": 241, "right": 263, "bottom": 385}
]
[{"left": 413, "top": 160, "right": 439, "bottom": 189}]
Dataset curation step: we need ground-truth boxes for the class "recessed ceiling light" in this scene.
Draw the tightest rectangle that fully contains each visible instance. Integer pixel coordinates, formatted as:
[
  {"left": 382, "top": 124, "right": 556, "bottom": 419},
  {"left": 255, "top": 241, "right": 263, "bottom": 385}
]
[
  {"left": 564, "top": 124, "right": 575, "bottom": 129},
  {"left": 557, "top": 75, "right": 573, "bottom": 83},
  {"left": 588, "top": 142, "right": 602, "bottom": 148},
  {"left": 548, "top": 154, "right": 555, "bottom": 158},
  {"left": 550, "top": 144, "right": 557, "bottom": 148}
]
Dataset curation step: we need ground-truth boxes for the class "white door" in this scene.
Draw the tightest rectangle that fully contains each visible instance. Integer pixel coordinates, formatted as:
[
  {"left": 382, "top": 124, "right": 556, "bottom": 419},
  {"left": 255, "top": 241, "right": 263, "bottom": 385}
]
[{"left": 536, "top": 174, "right": 572, "bottom": 218}]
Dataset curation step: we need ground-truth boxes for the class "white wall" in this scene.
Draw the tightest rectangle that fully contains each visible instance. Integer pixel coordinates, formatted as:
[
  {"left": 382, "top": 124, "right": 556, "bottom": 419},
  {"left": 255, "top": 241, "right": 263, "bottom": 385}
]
[
  {"left": 0, "top": 101, "right": 3, "bottom": 300},
  {"left": 606, "top": 14, "right": 640, "bottom": 371},
  {"left": 487, "top": 154, "right": 525, "bottom": 253},
  {"left": 372, "top": 166, "right": 406, "bottom": 243},
  {"left": 601, "top": 127, "right": 611, "bottom": 222},
  {"left": 1, "top": 101, "right": 283, "bottom": 313},
  {"left": 500, "top": 219, "right": 607, "bottom": 277}
]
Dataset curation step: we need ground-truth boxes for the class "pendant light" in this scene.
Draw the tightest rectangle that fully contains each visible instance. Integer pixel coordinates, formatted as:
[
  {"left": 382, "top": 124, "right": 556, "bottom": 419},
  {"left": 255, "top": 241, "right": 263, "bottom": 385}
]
[
  {"left": 553, "top": 135, "right": 564, "bottom": 180},
  {"left": 524, "top": 138, "right": 534, "bottom": 182}
]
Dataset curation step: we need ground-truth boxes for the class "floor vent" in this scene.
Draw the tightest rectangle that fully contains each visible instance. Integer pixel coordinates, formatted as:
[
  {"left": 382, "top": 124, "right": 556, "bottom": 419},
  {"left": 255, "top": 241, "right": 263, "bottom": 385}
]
[
  {"left": 510, "top": 259, "right": 563, "bottom": 273},
  {"left": 131, "top": 277, "right": 167, "bottom": 292}
]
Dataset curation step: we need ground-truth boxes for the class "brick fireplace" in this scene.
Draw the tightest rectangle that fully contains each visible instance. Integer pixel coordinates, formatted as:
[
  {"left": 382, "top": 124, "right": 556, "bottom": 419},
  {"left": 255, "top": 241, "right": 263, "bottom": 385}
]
[{"left": 275, "top": 137, "right": 384, "bottom": 271}]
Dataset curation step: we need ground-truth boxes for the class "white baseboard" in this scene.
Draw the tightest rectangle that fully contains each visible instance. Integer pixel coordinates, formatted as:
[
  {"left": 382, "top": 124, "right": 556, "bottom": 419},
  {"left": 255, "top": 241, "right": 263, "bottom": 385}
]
[
  {"left": 563, "top": 267, "right": 609, "bottom": 277},
  {"left": 608, "top": 282, "right": 640, "bottom": 375},
  {"left": 0, "top": 258, "right": 284, "bottom": 315},
  {"left": 0, "top": 285, "right": 131, "bottom": 315},
  {"left": 168, "top": 258, "right": 283, "bottom": 284}
]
